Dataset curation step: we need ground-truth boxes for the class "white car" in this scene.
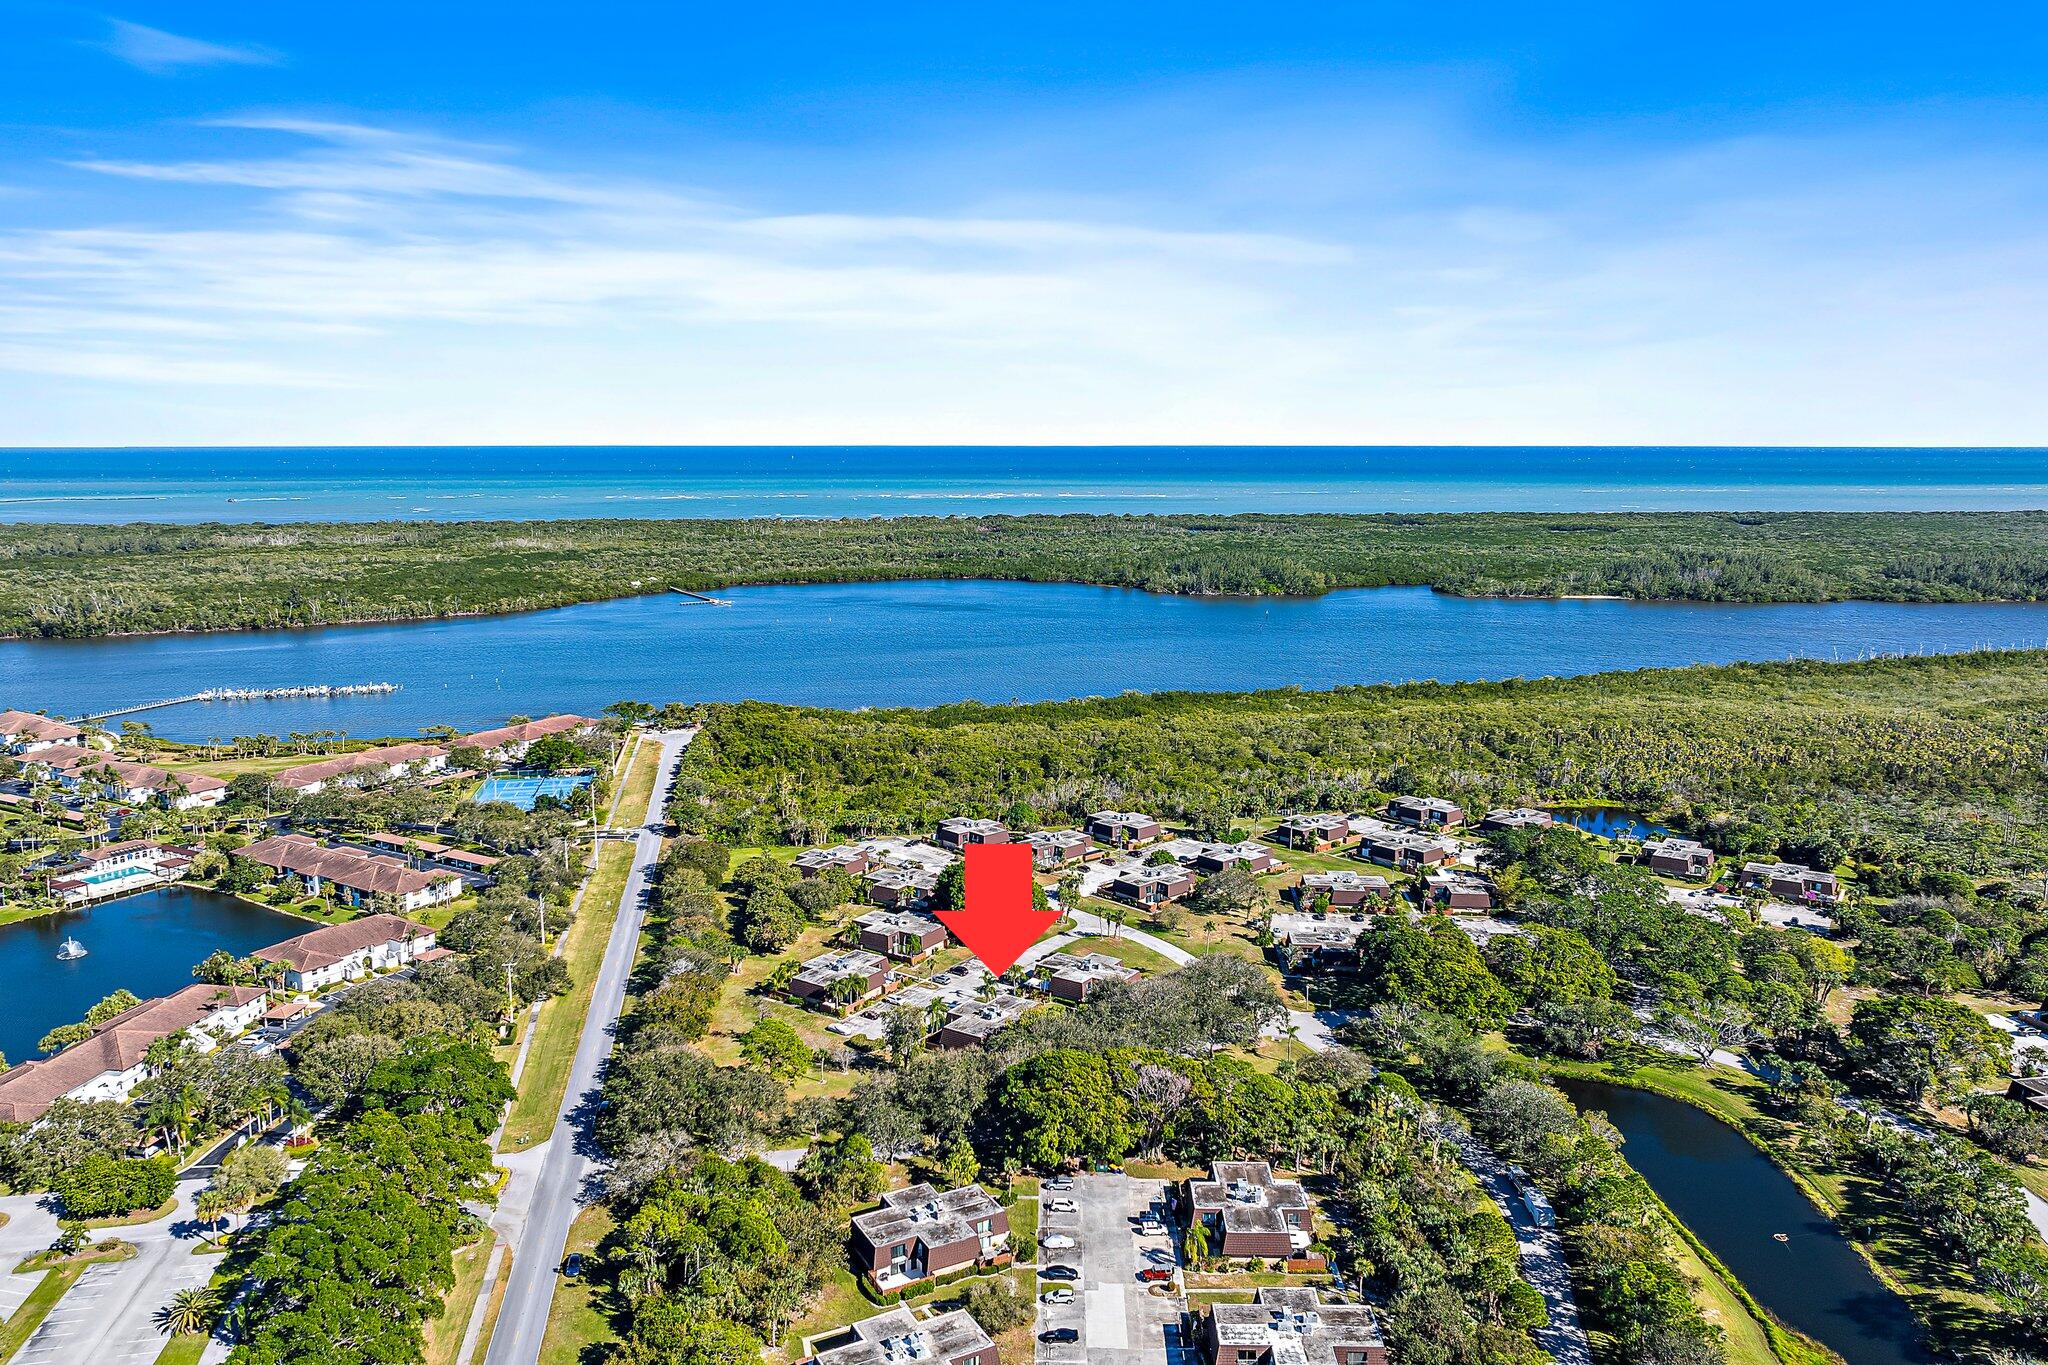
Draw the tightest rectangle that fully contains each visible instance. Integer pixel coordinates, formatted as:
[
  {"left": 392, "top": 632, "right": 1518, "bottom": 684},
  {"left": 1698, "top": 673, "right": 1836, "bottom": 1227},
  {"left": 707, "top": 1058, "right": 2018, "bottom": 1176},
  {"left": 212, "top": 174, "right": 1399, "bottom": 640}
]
[
  {"left": 1041, "top": 1288, "right": 1076, "bottom": 1304},
  {"left": 1046, "top": 1198, "right": 1078, "bottom": 1213},
  {"left": 1045, "top": 1176, "right": 1073, "bottom": 1191},
  {"left": 1042, "top": 1234, "right": 1077, "bottom": 1250}
]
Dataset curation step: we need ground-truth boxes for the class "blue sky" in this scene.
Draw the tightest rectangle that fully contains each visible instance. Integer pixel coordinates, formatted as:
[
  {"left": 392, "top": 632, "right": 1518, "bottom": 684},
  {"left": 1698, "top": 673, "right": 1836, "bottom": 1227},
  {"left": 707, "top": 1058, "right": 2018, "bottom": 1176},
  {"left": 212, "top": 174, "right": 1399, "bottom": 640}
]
[{"left": 4, "top": 2, "right": 2047, "bottom": 445}]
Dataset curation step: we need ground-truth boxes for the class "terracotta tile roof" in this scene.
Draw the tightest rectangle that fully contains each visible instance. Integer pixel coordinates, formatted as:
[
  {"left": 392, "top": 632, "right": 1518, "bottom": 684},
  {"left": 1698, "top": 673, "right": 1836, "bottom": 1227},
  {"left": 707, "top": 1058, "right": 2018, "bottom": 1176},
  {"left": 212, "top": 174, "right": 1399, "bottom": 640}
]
[
  {"left": 22, "top": 743, "right": 92, "bottom": 771},
  {"left": 276, "top": 743, "right": 447, "bottom": 790},
  {"left": 24, "top": 748, "right": 225, "bottom": 797},
  {"left": 252, "top": 911, "right": 433, "bottom": 973},
  {"left": 236, "top": 833, "right": 458, "bottom": 899},
  {"left": 0, "top": 711, "right": 82, "bottom": 744},
  {"left": 457, "top": 714, "right": 598, "bottom": 751},
  {"left": 0, "top": 984, "right": 265, "bottom": 1124}
]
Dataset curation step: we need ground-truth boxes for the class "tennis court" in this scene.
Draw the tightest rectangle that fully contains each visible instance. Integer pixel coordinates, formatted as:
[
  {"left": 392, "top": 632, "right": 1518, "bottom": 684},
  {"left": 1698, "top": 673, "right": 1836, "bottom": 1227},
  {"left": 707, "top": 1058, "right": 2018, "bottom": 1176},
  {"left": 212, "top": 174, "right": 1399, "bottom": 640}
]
[{"left": 472, "top": 774, "right": 594, "bottom": 811}]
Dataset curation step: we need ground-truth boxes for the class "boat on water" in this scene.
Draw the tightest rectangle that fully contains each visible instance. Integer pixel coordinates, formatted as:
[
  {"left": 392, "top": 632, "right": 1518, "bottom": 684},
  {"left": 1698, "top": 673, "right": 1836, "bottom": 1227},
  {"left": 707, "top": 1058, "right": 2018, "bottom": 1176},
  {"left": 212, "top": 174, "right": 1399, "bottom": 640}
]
[{"left": 56, "top": 936, "right": 87, "bottom": 960}]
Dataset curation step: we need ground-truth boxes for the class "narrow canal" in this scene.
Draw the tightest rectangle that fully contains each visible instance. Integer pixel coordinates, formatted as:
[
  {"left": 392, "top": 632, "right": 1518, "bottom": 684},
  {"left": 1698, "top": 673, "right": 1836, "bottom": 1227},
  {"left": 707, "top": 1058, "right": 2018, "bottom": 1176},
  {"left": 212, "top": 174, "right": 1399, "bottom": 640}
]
[
  {"left": 1557, "top": 1077, "right": 1929, "bottom": 1365},
  {"left": 0, "top": 886, "right": 307, "bottom": 1067}
]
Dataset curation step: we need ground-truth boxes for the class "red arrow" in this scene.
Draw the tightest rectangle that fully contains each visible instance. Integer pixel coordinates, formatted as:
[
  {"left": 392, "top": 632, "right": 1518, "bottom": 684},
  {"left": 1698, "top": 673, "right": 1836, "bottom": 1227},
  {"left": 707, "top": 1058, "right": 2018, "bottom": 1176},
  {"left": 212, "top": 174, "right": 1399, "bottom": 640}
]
[{"left": 936, "top": 843, "right": 1059, "bottom": 976}]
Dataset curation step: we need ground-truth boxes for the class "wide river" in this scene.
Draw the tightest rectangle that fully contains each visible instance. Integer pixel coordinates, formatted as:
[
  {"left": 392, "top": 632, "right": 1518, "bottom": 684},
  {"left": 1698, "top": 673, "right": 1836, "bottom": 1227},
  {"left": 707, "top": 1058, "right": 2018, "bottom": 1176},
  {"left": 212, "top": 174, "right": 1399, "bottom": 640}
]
[
  {"left": 7, "top": 580, "right": 2048, "bottom": 740},
  {"left": 0, "top": 886, "right": 308, "bottom": 1067}
]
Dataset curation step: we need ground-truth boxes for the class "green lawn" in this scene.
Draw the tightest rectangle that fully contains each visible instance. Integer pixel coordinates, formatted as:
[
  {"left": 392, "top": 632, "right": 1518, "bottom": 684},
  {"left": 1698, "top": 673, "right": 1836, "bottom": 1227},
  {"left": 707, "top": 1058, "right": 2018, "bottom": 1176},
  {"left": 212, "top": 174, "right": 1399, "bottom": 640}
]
[
  {"left": 501, "top": 839, "right": 633, "bottom": 1150},
  {"left": 1065, "top": 933, "right": 1180, "bottom": 974},
  {"left": 1663, "top": 1214, "right": 1780, "bottom": 1365},
  {"left": 423, "top": 1236, "right": 497, "bottom": 1365},
  {"left": 151, "top": 1333, "right": 208, "bottom": 1365},
  {"left": 538, "top": 1207, "right": 619, "bottom": 1365}
]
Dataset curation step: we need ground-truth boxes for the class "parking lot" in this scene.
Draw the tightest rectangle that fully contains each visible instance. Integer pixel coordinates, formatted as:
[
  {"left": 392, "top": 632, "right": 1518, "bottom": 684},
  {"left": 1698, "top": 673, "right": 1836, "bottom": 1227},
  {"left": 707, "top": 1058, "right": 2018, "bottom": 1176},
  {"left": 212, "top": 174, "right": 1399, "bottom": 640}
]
[{"left": 1034, "top": 1173, "right": 1190, "bottom": 1365}]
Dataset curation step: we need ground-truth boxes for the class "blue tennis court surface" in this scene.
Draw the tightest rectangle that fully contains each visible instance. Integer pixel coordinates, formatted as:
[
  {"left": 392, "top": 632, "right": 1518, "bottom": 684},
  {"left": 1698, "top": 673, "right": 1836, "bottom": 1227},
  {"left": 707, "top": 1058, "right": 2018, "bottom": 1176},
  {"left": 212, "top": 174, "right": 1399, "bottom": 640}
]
[{"left": 472, "top": 774, "right": 593, "bottom": 810}]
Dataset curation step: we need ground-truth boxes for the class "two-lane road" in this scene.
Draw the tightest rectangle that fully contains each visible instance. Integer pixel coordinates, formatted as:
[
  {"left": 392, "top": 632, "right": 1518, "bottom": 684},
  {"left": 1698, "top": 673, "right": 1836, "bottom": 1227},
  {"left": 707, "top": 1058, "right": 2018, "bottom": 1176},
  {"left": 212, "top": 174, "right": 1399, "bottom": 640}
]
[{"left": 484, "top": 727, "right": 693, "bottom": 1365}]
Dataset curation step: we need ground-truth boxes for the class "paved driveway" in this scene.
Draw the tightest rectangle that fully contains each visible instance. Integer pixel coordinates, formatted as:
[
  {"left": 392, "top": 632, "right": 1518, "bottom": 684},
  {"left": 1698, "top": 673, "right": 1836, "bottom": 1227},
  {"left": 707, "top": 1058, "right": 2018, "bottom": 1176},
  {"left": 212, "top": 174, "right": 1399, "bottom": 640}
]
[{"left": 1035, "top": 1174, "right": 1186, "bottom": 1365}]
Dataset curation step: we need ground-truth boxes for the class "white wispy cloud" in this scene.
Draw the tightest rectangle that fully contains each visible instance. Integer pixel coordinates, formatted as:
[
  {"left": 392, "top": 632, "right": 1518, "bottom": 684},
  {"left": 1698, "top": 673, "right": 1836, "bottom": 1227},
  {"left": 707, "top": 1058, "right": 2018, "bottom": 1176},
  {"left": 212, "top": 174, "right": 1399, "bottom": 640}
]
[
  {"left": 3, "top": 112, "right": 2046, "bottom": 445},
  {"left": 99, "top": 20, "right": 278, "bottom": 75}
]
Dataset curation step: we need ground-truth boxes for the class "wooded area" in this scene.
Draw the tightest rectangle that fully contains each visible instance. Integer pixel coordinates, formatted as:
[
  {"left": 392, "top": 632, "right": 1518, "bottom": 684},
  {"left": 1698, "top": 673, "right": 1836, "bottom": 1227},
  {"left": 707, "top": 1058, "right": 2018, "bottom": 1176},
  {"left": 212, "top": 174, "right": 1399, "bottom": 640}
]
[
  {"left": 671, "top": 649, "right": 2048, "bottom": 880},
  {"left": 8, "top": 510, "right": 2048, "bottom": 636}
]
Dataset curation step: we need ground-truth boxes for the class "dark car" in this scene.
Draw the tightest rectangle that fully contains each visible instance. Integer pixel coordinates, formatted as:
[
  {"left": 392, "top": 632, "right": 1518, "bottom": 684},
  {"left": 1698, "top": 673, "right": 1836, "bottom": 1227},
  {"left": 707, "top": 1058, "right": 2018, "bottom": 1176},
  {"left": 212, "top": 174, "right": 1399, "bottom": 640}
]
[
  {"left": 1039, "top": 1328, "right": 1080, "bottom": 1344},
  {"left": 561, "top": 1253, "right": 584, "bottom": 1279},
  {"left": 1137, "top": 1267, "right": 1174, "bottom": 1282},
  {"left": 1040, "top": 1264, "right": 1081, "bottom": 1281}
]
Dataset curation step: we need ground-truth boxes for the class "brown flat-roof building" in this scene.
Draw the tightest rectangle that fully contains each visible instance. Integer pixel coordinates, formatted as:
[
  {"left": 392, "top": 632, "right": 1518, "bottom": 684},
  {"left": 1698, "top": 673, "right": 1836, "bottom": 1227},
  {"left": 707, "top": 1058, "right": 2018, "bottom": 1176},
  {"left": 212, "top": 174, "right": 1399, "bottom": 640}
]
[
  {"left": 1036, "top": 950, "right": 1140, "bottom": 1003},
  {"left": 1270, "top": 913, "right": 1372, "bottom": 973},
  {"left": 935, "top": 818, "right": 1009, "bottom": 850},
  {"left": 1203, "top": 1288, "right": 1387, "bottom": 1365},
  {"left": 1295, "top": 870, "right": 1391, "bottom": 909},
  {"left": 935, "top": 991, "right": 1034, "bottom": 1050},
  {"left": 1275, "top": 814, "right": 1352, "bottom": 851},
  {"left": 1108, "top": 864, "right": 1197, "bottom": 906},
  {"left": 789, "top": 948, "right": 890, "bottom": 1012},
  {"left": 1423, "top": 870, "right": 1495, "bottom": 911},
  {"left": 1740, "top": 861, "right": 1843, "bottom": 906},
  {"left": 1185, "top": 1161, "right": 1314, "bottom": 1259},
  {"left": 804, "top": 1307, "right": 999, "bottom": 1365},
  {"left": 1023, "top": 829, "right": 1091, "bottom": 867},
  {"left": 1356, "top": 831, "right": 1451, "bottom": 870},
  {"left": 796, "top": 845, "right": 874, "bottom": 878},
  {"left": 1477, "top": 808, "right": 1555, "bottom": 833},
  {"left": 864, "top": 865, "right": 940, "bottom": 909},
  {"left": 849, "top": 1183, "right": 1010, "bottom": 1292},
  {"left": 1189, "top": 840, "right": 1279, "bottom": 875},
  {"left": 853, "top": 909, "right": 949, "bottom": 961},
  {"left": 1085, "top": 811, "right": 1165, "bottom": 846},
  {"left": 1386, "top": 796, "right": 1465, "bottom": 830},
  {"left": 1642, "top": 837, "right": 1716, "bottom": 879}
]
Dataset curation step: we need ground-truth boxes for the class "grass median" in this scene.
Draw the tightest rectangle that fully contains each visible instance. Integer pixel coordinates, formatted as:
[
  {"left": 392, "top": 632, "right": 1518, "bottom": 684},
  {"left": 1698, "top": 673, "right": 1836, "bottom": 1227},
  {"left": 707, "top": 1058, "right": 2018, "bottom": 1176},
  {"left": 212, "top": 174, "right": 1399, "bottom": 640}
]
[{"left": 500, "top": 838, "right": 635, "bottom": 1150}]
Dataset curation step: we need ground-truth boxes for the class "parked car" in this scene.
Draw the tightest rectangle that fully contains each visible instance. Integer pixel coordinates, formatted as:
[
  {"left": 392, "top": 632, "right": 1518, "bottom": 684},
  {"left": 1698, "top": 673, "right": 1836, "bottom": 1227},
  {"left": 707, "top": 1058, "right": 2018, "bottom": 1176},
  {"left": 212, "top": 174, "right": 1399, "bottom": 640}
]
[
  {"left": 1137, "top": 1267, "right": 1174, "bottom": 1283},
  {"left": 1041, "top": 1264, "right": 1080, "bottom": 1281},
  {"left": 1046, "top": 1198, "right": 1078, "bottom": 1213},
  {"left": 1040, "top": 1328, "right": 1080, "bottom": 1344},
  {"left": 1042, "top": 1234, "right": 1077, "bottom": 1250},
  {"left": 561, "top": 1253, "right": 584, "bottom": 1279},
  {"left": 1045, "top": 1175, "right": 1073, "bottom": 1191},
  {"left": 1041, "top": 1288, "right": 1076, "bottom": 1304},
  {"left": 1137, "top": 1215, "right": 1165, "bottom": 1234}
]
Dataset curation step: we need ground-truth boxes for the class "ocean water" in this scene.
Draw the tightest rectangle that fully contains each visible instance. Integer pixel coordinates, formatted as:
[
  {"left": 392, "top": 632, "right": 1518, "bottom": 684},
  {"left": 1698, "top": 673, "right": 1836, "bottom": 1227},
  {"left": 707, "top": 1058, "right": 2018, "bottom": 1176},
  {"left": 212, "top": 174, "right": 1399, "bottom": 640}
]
[
  {"left": 5, "top": 446, "right": 2048, "bottom": 522},
  {"left": 8, "top": 580, "right": 2047, "bottom": 741}
]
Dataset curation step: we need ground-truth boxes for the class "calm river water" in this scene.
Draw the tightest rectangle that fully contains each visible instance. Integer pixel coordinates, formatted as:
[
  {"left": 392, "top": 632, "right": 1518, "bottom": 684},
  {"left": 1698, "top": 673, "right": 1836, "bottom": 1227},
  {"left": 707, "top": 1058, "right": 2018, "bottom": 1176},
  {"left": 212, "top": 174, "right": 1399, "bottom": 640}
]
[
  {"left": 0, "top": 886, "right": 306, "bottom": 1067},
  {"left": 1558, "top": 1078, "right": 1928, "bottom": 1365},
  {"left": 6, "top": 581, "right": 2048, "bottom": 741}
]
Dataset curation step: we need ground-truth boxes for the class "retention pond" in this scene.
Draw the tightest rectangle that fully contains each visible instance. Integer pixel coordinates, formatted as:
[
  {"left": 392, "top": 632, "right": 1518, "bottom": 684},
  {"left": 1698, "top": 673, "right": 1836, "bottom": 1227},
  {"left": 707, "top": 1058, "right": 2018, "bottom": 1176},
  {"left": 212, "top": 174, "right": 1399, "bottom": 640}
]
[{"left": 1557, "top": 1077, "right": 1928, "bottom": 1365}]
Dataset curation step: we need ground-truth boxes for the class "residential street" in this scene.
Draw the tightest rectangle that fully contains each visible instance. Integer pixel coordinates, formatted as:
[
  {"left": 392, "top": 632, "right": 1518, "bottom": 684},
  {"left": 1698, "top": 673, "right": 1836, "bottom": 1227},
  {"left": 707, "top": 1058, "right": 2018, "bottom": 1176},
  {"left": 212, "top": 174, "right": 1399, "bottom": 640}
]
[{"left": 482, "top": 728, "right": 693, "bottom": 1365}]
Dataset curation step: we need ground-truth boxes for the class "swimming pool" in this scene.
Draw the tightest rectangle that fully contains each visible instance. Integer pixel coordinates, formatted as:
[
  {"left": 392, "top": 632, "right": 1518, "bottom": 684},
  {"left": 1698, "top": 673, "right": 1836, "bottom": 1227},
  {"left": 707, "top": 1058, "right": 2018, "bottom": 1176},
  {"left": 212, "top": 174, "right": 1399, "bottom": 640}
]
[{"left": 472, "top": 774, "right": 594, "bottom": 811}]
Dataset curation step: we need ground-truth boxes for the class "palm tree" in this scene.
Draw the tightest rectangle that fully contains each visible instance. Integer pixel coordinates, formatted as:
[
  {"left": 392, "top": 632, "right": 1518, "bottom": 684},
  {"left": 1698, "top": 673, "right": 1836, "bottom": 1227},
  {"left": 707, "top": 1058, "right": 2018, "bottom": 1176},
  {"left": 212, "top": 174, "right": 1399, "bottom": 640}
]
[
  {"left": 142, "top": 1085, "right": 196, "bottom": 1156},
  {"left": 194, "top": 1186, "right": 231, "bottom": 1239},
  {"left": 156, "top": 1286, "right": 221, "bottom": 1337}
]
